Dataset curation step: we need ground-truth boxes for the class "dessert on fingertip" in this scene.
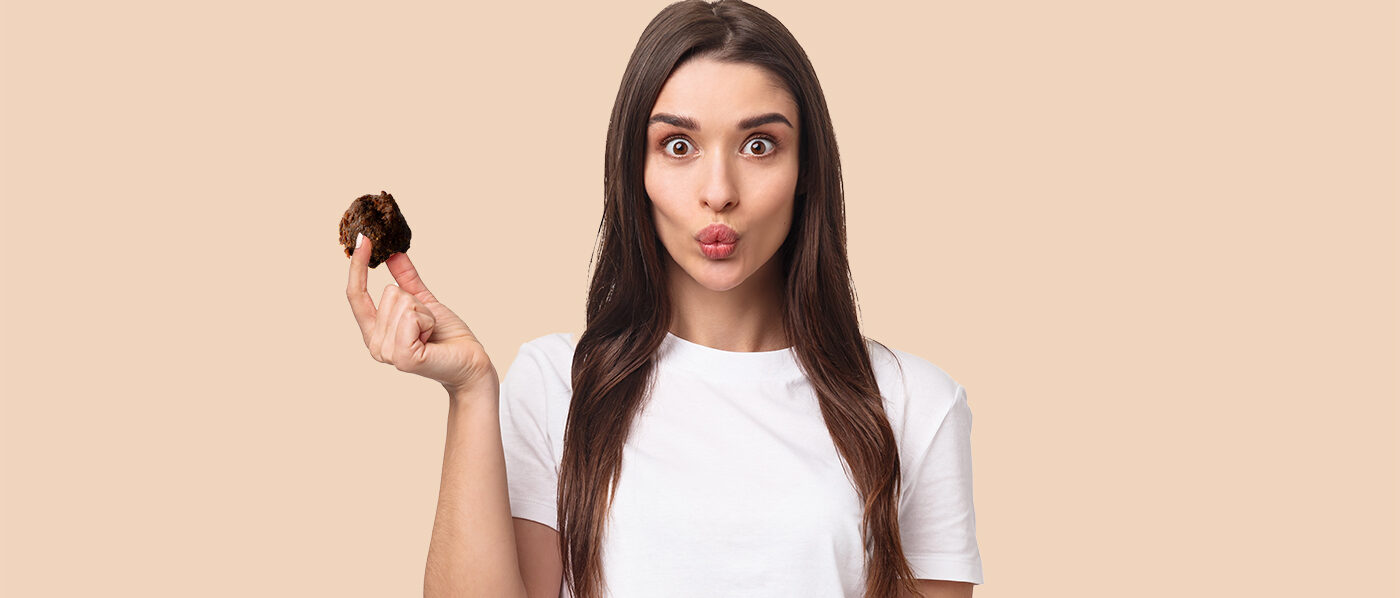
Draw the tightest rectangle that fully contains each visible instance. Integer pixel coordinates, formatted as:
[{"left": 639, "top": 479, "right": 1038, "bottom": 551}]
[{"left": 339, "top": 190, "right": 412, "bottom": 268}]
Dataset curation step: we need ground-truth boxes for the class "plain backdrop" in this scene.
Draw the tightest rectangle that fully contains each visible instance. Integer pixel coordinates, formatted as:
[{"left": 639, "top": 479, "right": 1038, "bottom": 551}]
[{"left": 1, "top": 0, "right": 1396, "bottom": 596}]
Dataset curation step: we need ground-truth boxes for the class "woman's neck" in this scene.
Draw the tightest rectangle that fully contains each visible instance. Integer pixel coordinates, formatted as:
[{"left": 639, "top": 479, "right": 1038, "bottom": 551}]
[{"left": 665, "top": 254, "right": 789, "bottom": 352}]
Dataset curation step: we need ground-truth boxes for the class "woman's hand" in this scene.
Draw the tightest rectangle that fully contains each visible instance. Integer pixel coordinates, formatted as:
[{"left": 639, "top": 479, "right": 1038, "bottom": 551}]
[{"left": 345, "top": 235, "right": 497, "bottom": 396}]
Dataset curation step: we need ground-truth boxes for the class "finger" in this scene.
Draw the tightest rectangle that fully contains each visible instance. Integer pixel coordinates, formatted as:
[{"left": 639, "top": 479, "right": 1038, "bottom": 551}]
[
  {"left": 390, "top": 297, "right": 433, "bottom": 362},
  {"left": 372, "top": 284, "right": 401, "bottom": 362},
  {"left": 395, "top": 308, "right": 428, "bottom": 369},
  {"left": 416, "top": 307, "right": 434, "bottom": 344},
  {"left": 385, "top": 252, "right": 437, "bottom": 303},
  {"left": 346, "top": 234, "right": 377, "bottom": 334},
  {"left": 381, "top": 285, "right": 414, "bottom": 364}
]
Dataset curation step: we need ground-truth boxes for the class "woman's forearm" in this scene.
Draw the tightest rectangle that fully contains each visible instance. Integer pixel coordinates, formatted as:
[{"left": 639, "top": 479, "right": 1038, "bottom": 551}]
[{"left": 423, "top": 387, "right": 527, "bottom": 598}]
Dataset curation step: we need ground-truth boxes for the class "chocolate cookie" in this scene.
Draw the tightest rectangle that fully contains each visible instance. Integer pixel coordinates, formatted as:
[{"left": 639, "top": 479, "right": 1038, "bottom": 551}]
[{"left": 339, "top": 190, "right": 412, "bottom": 268}]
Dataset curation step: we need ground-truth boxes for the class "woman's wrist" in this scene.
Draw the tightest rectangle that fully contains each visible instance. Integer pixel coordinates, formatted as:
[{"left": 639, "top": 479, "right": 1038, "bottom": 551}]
[{"left": 445, "top": 381, "right": 498, "bottom": 407}]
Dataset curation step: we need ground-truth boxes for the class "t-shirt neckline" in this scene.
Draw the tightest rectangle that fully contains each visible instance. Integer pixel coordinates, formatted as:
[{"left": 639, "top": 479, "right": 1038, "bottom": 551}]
[{"left": 658, "top": 330, "right": 804, "bottom": 382}]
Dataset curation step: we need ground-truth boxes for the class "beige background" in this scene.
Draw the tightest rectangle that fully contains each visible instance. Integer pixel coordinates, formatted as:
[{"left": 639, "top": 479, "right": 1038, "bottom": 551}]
[{"left": 2, "top": 0, "right": 1396, "bottom": 596}]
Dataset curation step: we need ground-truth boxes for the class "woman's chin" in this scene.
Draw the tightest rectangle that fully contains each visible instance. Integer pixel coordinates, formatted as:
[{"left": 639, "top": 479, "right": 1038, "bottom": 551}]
[{"left": 687, "top": 263, "right": 748, "bottom": 292}]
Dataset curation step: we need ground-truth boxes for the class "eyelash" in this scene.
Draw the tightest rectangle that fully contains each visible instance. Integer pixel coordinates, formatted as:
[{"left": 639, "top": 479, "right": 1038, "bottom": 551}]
[{"left": 656, "top": 133, "right": 781, "bottom": 160}]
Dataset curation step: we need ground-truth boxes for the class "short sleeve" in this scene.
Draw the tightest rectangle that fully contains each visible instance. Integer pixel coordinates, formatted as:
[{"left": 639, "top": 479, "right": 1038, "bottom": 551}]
[
  {"left": 898, "top": 383, "right": 984, "bottom": 585},
  {"left": 498, "top": 341, "right": 560, "bottom": 531}
]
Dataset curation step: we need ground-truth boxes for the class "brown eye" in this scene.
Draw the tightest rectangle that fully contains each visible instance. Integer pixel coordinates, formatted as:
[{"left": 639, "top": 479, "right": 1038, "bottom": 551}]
[
  {"left": 665, "top": 138, "right": 692, "bottom": 157},
  {"left": 745, "top": 137, "right": 776, "bottom": 156}
]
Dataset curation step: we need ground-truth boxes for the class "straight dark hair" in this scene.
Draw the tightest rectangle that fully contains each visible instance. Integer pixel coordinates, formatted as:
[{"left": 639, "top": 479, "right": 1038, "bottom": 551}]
[{"left": 559, "top": 1, "right": 918, "bottom": 596}]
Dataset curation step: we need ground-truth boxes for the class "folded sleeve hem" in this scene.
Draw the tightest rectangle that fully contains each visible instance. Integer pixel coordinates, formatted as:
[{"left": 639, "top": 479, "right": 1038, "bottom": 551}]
[
  {"left": 509, "top": 497, "right": 558, "bottom": 532},
  {"left": 906, "top": 554, "right": 984, "bottom": 585}
]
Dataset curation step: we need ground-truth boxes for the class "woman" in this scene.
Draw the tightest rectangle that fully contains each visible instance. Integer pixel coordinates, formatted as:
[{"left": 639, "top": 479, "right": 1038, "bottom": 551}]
[{"left": 345, "top": 1, "right": 981, "bottom": 596}]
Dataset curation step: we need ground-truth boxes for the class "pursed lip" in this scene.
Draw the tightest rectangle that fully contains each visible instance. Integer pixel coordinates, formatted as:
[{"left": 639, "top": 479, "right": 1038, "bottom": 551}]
[{"left": 695, "top": 223, "right": 739, "bottom": 244}]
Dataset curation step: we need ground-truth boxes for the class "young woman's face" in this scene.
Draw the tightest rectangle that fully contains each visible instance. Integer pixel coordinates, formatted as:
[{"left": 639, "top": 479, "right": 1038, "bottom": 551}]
[{"left": 645, "top": 56, "right": 801, "bottom": 292}]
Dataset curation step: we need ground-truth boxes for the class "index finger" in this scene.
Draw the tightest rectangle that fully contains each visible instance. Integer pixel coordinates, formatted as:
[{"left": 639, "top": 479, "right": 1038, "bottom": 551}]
[{"left": 346, "top": 234, "right": 377, "bottom": 333}]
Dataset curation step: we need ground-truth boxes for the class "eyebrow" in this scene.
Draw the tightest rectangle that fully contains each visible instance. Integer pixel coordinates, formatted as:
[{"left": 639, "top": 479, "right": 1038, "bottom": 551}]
[{"left": 647, "top": 112, "right": 793, "bottom": 131}]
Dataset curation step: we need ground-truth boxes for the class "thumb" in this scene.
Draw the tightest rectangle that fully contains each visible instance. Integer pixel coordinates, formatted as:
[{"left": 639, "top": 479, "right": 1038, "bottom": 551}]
[
  {"left": 414, "top": 305, "right": 434, "bottom": 344},
  {"left": 396, "top": 306, "right": 436, "bottom": 363}
]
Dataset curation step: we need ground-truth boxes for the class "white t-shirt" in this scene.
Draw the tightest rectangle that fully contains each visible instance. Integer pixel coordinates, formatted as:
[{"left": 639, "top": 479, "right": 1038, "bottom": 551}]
[{"left": 499, "top": 331, "right": 983, "bottom": 597}]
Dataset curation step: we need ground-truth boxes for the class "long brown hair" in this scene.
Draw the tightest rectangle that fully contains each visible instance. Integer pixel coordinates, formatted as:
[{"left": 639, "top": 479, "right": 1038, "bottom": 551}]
[{"left": 559, "top": 1, "right": 918, "bottom": 596}]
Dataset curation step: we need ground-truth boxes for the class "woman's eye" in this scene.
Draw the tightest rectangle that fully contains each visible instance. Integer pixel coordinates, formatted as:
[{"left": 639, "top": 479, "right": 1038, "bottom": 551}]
[
  {"left": 663, "top": 138, "right": 693, "bottom": 157},
  {"left": 743, "top": 137, "right": 776, "bottom": 157}
]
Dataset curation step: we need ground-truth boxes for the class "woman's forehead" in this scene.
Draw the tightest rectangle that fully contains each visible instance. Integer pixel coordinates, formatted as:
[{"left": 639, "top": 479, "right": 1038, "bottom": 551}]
[{"left": 650, "top": 58, "right": 797, "bottom": 129}]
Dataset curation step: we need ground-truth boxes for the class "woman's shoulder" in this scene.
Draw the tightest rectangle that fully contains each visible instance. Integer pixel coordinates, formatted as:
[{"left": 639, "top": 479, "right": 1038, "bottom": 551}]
[
  {"left": 863, "top": 336, "right": 964, "bottom": 421},
  {"left": 520, "top": 330, "right": 578, "bottom": 356},
  {"left": 509, "top": 331, "right": 577, "bottom": 391}
]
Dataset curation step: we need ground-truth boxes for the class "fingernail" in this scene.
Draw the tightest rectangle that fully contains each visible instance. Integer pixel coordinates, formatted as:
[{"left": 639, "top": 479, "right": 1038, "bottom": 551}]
[{"left": 355, "top": 232, "right": 365, "bottom": 249}]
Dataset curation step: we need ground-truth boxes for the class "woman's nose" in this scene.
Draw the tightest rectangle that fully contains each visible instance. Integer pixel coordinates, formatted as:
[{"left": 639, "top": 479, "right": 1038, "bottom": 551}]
[{"left": 699, "top": 153, "right": 739, "bottom": 212}]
